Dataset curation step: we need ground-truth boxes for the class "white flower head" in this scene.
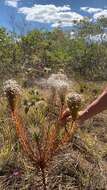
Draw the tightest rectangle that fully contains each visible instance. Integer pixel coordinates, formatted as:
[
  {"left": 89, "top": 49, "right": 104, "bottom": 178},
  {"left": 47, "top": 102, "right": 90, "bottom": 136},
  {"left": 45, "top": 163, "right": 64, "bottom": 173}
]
[
  {"left": 66, "top": 93, "right": 82, "bottom": 120},
  {"left": 66, "top": 93, "right": 81, "bottom": 110},
  {"left": 3, "top": 79, "right": 22, "bottom": 96},
  {"left": 3, "top": 79, "right": 22, "bottom": 111},
  {"left": 47, "top": 73, "right": 69, "bottom": 89},
  {"left": 47, "top": 73, "right": 69, "bottom": 105},
  {"left": 56, "top": 80, "right": 69, "bottom": 95}
]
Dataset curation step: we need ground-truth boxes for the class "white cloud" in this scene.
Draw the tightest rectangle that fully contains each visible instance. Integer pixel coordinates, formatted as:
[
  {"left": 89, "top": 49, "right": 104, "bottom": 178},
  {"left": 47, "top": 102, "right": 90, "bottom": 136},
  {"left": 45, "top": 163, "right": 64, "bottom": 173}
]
[
  {"left": 5, "top": 0, "right": 20, "bottom": 8},
  {"left": 81, "top": 7, "right": 102, "bottom": 14},
  {"left": 81, "top": 7, "right": 107, "bottom": 21},
  {"left": 93, "top": 10, "right": 107, "bottom": 19},
  {"left": 51, "top": 22, "right": 74, "bottom": 28},
  {"left": 18, "top": 4, "right": 83, "bottom": 27}
]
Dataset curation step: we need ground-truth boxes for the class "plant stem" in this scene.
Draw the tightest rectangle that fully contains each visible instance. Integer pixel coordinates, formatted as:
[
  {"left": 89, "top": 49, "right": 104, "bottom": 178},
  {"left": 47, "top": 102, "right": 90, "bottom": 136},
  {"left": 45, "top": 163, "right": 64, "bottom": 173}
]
[
  {"left": 59, "top": 104, "right": 64, "bottom": 120},
  {"left": 36, "top": 139, "right": 47, "bottom": 190},
  {"left": 40, "top": 166, "right": 47, "bottom": 190}
]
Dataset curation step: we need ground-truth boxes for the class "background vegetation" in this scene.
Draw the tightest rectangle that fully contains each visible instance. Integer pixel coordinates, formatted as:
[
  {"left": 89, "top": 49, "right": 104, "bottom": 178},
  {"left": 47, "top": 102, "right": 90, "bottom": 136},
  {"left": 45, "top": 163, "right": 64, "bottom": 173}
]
[{"left": 0, "top": 17, "right": 107, "bottom": 85}]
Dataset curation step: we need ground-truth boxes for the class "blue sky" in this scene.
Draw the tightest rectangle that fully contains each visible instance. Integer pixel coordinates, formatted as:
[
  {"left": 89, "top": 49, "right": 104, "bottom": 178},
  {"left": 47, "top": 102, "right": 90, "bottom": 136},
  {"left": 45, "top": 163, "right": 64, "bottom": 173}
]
[{"left": 0, "top": 0, "right": 107, "bottom": 33}]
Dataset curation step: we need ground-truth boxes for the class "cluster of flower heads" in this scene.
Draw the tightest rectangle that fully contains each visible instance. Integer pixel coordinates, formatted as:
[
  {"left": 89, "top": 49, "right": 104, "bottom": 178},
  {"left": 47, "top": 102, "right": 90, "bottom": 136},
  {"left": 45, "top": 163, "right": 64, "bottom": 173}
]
[
  {"left": 3, "top": 79, "right": 22, "bottom": 96},
  {"left": 66, "top": 93, "right": 82, "bottom": 108},
  {"left": 66, "top": 93, "right": 82, "bottom": 121},
  {"left": 3, "top": 79, "right": 22, "bottom": 111},
  {"left": 47, "top": 73, "right": 68, "bottom": 87},
  {"left": 47, "top": 72, "right": 69, "bottom": 105}
]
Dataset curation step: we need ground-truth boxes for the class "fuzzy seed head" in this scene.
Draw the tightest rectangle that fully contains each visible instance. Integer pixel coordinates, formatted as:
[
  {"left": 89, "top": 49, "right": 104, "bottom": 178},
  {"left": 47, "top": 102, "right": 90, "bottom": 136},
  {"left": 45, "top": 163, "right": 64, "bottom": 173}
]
[
  {"left": 66, "top": 93, "right": 81, "bottom": 109},
  {"left": 66, "top": 93, "right": 82, "bottom": 120},
  {"left": 47, "top": 73, "right": 68, "bottom": 89},
  {"left": 57, "top": 80, "right": 69, "bottom": 105},
  {"left": 4, "top": 79, "right": 22, "bottom": 96},
  {"left": 47, "top": 73, "right": 69, "bottom": 105},
  {"left": 3, "top": 79, "right": 22, "bottom": 111}
]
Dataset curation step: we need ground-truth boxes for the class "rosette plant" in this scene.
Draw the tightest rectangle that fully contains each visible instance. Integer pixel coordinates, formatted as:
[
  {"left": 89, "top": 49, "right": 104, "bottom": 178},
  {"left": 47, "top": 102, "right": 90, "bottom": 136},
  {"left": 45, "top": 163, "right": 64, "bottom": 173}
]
[{"left": 4, "top": 79, "right": 78, "bottom": 190}]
